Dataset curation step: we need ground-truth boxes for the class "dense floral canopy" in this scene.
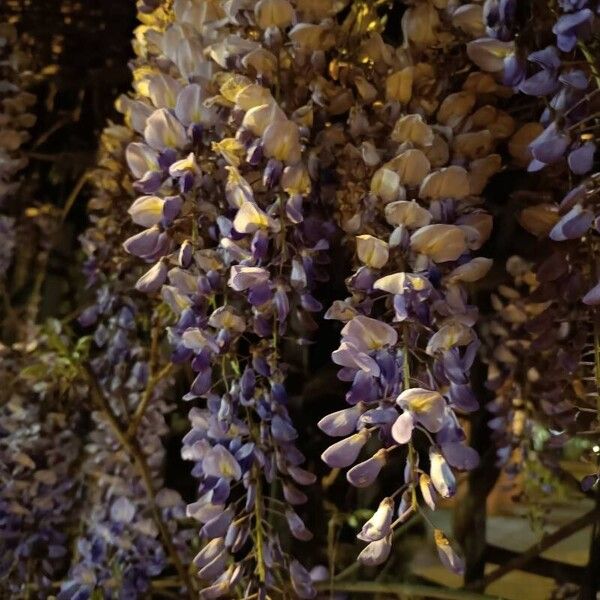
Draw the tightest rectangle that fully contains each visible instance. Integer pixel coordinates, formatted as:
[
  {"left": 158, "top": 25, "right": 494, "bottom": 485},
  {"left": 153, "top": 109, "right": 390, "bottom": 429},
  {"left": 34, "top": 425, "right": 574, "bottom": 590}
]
[{"left": 1, "top": 0, "right": 600, "bottom": 598}]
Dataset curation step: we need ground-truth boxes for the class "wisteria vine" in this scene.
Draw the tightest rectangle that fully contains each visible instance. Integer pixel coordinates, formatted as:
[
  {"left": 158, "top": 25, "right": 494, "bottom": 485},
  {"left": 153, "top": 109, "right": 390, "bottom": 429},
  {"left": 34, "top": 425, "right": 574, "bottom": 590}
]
[{"left": 1, "top": 0, "right": 600, "bottom": 598}]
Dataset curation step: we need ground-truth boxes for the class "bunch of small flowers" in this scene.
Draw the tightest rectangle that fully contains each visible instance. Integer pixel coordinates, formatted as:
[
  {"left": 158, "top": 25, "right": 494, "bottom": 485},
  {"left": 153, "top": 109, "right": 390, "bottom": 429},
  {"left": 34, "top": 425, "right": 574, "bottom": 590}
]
[
  {"left": 0, "top": 394, "right": 81, "bottom": 596},
  {"left": 317, "top": 0, "right": 518, "bottom": 572},
  {"left": 64, "top": 260, "right": 194, "bottom": 598},
  {"left": 58, "top": 6, "right": 197, "bottom": 595},
  {"left": 468, "top": 1, "right": 598, "bottom": 194},
  {"left": 57, "top": 346, "right": 191, "bottom": 600},
  {"left": 0, "top": 321, "right": 88, "bottom": 596},
  {"left": 0, "top": 21, "right": 36, "bottom": 280},
  {"left": 478, "top": 0, "right": 600, "bottom": 490},
  {"left": 119, "top": 0, "right": 352, "bottom": 594},
  {"left": 480, "top": 256, "right": 547, "bottom": 471}
]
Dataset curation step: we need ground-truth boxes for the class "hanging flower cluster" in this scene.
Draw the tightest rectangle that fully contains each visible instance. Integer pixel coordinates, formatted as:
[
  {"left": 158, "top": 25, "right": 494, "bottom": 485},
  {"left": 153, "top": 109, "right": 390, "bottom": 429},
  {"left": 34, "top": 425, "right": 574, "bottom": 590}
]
[
  {"left": 0, "top": 341, "right": 82, "bottom": 597},
  {"left": 119, "top": 0, "right": 346, "bottom": 595},
  {"left": 317, "top": 0, "right": 518, "bottom": 571},
  {"left": 0, "top": 21, "right": 36, "bottom": 281},
  {"left": 3, "top": 0, "right": 600, "bottom": 597},
  {"left": 480, "top": 256, "right": 546, "bottom": 471},
  {"left": 58, "top": 6, "right": 196, "bottom": 598}
]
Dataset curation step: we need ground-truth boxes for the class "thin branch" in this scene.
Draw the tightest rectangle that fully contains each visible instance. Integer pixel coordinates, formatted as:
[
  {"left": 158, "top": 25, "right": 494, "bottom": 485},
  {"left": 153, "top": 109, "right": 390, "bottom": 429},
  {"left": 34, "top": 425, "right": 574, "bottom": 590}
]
[
  {"left": 317, "top": 580, "right": 501, "bottom": 600},
  {"left": 126, "top": 362, "right": 175, "bottom": 439},
  {"left": 468, "top": 507, "right": 599, "bottom": 591},
  {"left": 60, "top": 170, "right": 90, "bottom": 223},
  {"left": 333, "top": 514, "right": 423, "bottom": 582},
  {"left": 83, "top": 364, "right": 196, "bottom": 599}
]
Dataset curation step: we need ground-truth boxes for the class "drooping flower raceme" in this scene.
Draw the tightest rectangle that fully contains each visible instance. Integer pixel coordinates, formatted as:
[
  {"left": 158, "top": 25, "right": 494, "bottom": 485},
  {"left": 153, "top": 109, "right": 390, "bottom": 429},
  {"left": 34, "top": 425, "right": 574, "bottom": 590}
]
[
  {"left": 0, "top": 22, "right": 36, "bottom": 281},
  {"left": 119, "top": 0, "right": 354, "bottom": 595},
  {"left": 0, "top": 351, "right": 81, "bottom": 597},
  {"left": 60, "top": 6, "right": 196, "bottom": 598},
  {"left": 318, "top": 0, "right": 516, "bottom": 571}
]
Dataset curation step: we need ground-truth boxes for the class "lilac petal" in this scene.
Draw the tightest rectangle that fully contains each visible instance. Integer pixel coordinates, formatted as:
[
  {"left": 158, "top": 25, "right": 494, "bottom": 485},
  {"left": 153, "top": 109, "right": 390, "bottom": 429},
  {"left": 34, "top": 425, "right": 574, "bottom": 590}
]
[
  {"left": 448, "top": 382, "right": 478, "bottom": 413},
  {"left": 583, "top": 281, "right": 600, "bottom": 305},
  {"left": 271, "top": 414, "right": 298, "bottom": 442},
  {"left": 135, "top": 261, "right": 167, "bottom": 293},
  {"left": 283, "top": 482, "right": 308, "bottom": 505},
  {"left": 441, "top": 442, "right": 480, "bottom": 470},
  {"left": 201, "top": 508, "right": 234, "bottom": 539},
  {"left": 398, "top": 388, "right": 446, "bottom": 433},
  {"left": 391, "top": 411, "right": 414, "bottom": 444},
  {"left": 553, "top": 9, "right": 594, "bottom": 52},
  {"left": 300, "top": 293, "right": 322, "bottom": 312},
  {"left": 346, "top": 450, "right": 386, "bottom": 488},
  {"left": 419, "top": 474, "right": 437, "bottom": 511},
  {"left": 163, "top": 195, "right": 183, "bottom": 223},
  {"left": 560, "top": 184, "right": 586, "bottom": 212},
  {"left": 563, "top": 208, "right": 594, "bottom": 239},
  {"left": 332, "top": 342, "right": 380, "bottom": 377},
  {"left": 248, "top": 281, "right": 273, "bottom": 306},
  {"left": 290, "top": 560, "right": 317, "bottom": 599},
  {"left": 502, "top": 54, "right": 525, "bottom": 86},
  {"left": 568, "top": 142, "right": 596, "bottom": 175},
  {"left": 194, "top": 538, "right": 224, "bottom": 569},
  {"left": 184, "top": 369, "right": 212, "bottom": 400},
  {"left": 529, "top": 123, "right": 570, "bottom": 165},
  {"left": 550, "top": 205, "right": 593, "bottom": 241},
  {"left": 286, "top": 195, "right": 304, "bottom": 223},
  {"left": 357, "top": 535, "right": 392, "bottom": 566},
  {"left": 528, "top": 46, "right": 561, "bottom": 70},
  {"left": 144, "top": 108, "right": 187, "bottom": 151},
  {"left": 429, "top": 450, "right": 456, "bottom": 498},
  {"left": 285, "top": 510, "right": 313, "bottom": 541},
  {"left": 357, "top": 497, "right": 394, "bottom": 542},
  {"left": 288, "top": 465, "right": 317, "bottom": 486},
  {"left": 78, "top": 305, "right": 99, "bottom": 327},
  {"left": 318, "top": 405, "right": 363, "bottom": 437},
  {"left": 527, "top": 158, "right": 548, "bottom": 172},
  {"left": 414, "top": 404, "right": 447, "bottom": 433},
  {"left": 236, "top": 369, "right": 254, "bottom": 402},
  {"left": 346, "top": 369, "right": 378, "bottom": 404},
  {"left": 321, "top": 431, "right": 369, "bottom": 468},
  {"left": 519, "top": 70, "right": 559, "bottom": 97},
  {"left": 359, "top": 407, "right": 398, "bottom": 426},
  {"left": 581, "top": 474, "right": 598, "bottom": 492},
  {"left": 228, "top": 265, "right": 269, "bottom": 291},
  {"left": 203, "top": 445, "right": 242, "bottom": 481},
  {"left": 466, "top": 38, "right": 515, "bottom": 72},
  {"left": 123, "top": 227, "right": 161, "bottom": 258},
  {"left": 434, "top": 530, "right": 465, "bottom": 575},
  {"left": 110, "top": 497, "right": 135, "bottom": 524},
  {"left": 559, "top": 69, "right": 588, "bottom": 90},
  {"left": 273, "top": 288, "right": 290, "bottom": 321},
  {"left": 198, "top": 550, "right": 228, "bottom": 581}
]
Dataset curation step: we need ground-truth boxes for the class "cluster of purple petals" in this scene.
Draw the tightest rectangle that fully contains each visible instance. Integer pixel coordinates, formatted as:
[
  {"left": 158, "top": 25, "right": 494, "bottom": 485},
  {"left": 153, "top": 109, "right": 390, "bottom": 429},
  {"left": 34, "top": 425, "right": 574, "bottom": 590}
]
[
  {"left": 469, "top": 1, "right": 597, "bottom": 173},
  {"left": 0, "top": 387, "right": 81, "bottom": 596},
  {"left": 61, "top": 291, "right": 191, "bottom": 599},
  {"left": 61, "top": 23, "right": 195, "bottom": 592},
  {"left": 466, "top": 0, "right": 600, "bottom": 494},
  {"left": 0, "top": 22, "right": 36, "bottom": 278},
  {"left": 314, "top": 0, "right": 524, "bottom": 572},
  {"left": 117, "top": 0, "right": 350, "bottom": 595}
]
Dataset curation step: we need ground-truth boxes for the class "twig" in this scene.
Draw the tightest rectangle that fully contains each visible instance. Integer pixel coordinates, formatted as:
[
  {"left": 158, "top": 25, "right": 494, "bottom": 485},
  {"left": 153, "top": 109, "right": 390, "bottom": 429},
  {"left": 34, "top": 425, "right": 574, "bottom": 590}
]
[
  {"left": 468, "top": 507, "right": 599, "bottom": 591},
  {"left": 333, "top": 514, "right": 423, "bottom": 582},
  {"left": 126, "top": 362, "right": 175, "bottom": 438},
  {"left": 61, "top": 170, "right": 90, "bottom": 223},
  {"left": 83, "top": 364, "right": 196, "bottom": 599},
  {"left": 317, "top": 580, "right": 501, "bottom": 600}
]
